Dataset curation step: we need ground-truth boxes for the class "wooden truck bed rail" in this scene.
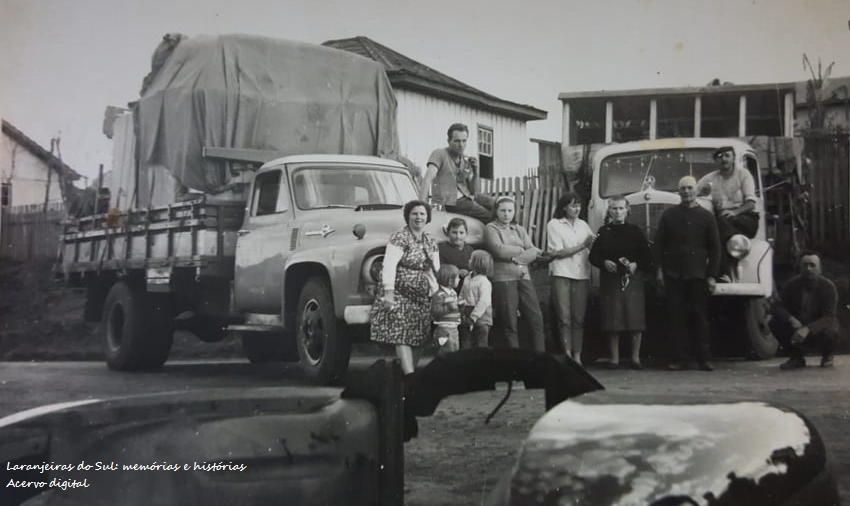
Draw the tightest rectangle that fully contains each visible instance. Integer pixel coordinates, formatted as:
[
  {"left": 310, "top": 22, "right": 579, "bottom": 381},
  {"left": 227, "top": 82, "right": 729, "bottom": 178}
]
[{"left": 58, "top": 199, "right": 245, "bottom": 280}]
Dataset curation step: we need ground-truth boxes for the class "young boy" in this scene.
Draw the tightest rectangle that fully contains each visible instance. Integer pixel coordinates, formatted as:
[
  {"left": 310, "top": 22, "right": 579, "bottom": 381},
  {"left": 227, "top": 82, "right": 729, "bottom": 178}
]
[
  {"left": 431, "top": 264, "right": 462, "bottom": 353},
  {"left": 439, "top": 218, "right": 474, "bottom": 288}
]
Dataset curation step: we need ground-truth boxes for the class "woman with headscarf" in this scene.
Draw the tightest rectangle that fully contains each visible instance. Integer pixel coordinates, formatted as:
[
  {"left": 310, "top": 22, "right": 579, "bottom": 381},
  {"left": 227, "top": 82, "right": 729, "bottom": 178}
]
[{"left": 589, "top": 195, "right": 653, "bottom": 369}]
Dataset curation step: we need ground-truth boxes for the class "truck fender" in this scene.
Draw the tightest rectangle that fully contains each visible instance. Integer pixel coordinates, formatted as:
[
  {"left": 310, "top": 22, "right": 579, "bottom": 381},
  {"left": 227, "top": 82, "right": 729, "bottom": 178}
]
[
  {"left": 280, "top": 253, "right": 334, "bottom": 330},
  {"left": 738, "top": 238, "right": 774, "bottom": 297}
]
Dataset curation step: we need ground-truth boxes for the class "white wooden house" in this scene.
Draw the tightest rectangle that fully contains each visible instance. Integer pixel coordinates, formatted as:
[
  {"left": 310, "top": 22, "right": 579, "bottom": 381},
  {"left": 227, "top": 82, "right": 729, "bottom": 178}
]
[
  {"left": 323, "top": 36, "right": 547, "bottom": 180},
  {"left": 1, "top": 119, "right": 81, "bottom": 209}
]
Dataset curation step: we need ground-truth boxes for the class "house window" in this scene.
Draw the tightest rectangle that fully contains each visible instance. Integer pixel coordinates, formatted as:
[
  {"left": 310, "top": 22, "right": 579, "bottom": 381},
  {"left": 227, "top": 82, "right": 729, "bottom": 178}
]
[
  {"left": 1, "top": 183, "right": 10, "bottom": 208},
  {"left": 477, "top": 126, "right": 494, "bottom": 179}
]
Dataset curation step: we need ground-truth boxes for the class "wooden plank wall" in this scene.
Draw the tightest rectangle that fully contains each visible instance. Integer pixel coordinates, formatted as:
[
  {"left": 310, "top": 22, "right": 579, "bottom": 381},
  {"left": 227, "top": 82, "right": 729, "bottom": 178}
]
[
  {"left": 0, "top": 202, "right": 66, "bottom": 261},
  {"left": 804, "top": 134, "right": 849, "bottom": 261}
]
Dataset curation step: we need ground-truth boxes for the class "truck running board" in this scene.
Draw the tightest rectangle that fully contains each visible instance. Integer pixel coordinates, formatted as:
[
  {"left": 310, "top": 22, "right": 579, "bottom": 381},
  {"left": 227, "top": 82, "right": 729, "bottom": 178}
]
[
  {"left": 227, "top": 324, "right": 284, "bottom": 333},
  {"left": 711, "top": 283, "right": 770, "bottom": 297}
]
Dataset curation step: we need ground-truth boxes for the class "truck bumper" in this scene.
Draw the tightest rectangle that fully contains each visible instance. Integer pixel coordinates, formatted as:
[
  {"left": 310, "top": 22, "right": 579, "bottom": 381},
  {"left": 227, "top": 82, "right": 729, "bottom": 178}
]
[
  {"left": 344, "top": 305, "right": 372, "bottom": 324},
  {"left": 711, "top": 283, "right": 771, "bottom": 297}
]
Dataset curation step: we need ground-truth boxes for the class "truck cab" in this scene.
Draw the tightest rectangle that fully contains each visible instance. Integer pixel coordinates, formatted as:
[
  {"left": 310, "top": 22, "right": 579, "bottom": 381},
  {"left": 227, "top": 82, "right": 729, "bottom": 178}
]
[
  {"left": 588, "top": 138, "right": 777, "bottom": 358},
  {"left": 233, "top": 155, "right": 484, "bottom": 382}
]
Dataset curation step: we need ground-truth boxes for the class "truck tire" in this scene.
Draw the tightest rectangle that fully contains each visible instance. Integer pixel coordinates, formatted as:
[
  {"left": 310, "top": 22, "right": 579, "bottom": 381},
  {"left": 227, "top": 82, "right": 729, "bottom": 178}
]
[
  {"left": 295, "top": 277, "right": 351, "bottom": 384},
  {"left": 744, "top": 297, "right": 778, "bottom": 359},
  {"left": 241, "top": 331, "right": 298, "bottom": 363},
  {"left": 190, "top": 317, "right": 228, "bottom": 343},
  {"left": 102, "top": 281, "right": 174, "bottom": 371}
]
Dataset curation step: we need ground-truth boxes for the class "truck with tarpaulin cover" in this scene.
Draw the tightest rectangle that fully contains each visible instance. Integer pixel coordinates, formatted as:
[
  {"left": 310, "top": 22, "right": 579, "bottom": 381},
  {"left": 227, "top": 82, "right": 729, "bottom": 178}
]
[{"left": 57, "top": 34, "right": 484, "bottom": 383}]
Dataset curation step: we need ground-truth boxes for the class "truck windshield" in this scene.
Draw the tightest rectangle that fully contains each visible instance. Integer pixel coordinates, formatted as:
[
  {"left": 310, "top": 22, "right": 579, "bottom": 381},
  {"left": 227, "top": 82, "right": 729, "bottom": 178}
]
[
  {"left": 292, "top": 167, "right": 417, "bottom": 210},
  {"left": 599, "top": 148, "right": 717, "bottom": 198}
]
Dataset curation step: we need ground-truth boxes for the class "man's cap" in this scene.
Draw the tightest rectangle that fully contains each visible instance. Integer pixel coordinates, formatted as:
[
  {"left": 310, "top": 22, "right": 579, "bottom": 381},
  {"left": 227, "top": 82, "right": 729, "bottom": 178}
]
[
  {"left": 712, "top": 146, "right": 735, "bottom": 159},
  {"left": 678, "top": 175, "right": 697, "bottom": 188}
]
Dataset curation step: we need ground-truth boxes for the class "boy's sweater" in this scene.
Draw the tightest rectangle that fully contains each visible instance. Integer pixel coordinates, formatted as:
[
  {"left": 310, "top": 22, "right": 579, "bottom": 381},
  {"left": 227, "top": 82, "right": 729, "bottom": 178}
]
[{"left": 431, "top": 287, "right": 461, "bottom": 326}]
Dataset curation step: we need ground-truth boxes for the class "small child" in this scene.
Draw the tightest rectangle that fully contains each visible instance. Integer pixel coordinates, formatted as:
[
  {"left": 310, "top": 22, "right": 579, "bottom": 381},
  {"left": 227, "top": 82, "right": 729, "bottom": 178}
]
[
  {"left": 431, "top": 264, "right": 462, "bottom": 353},
  {"left": 458, "top": 250, "right": 494, "bottom": 349}
]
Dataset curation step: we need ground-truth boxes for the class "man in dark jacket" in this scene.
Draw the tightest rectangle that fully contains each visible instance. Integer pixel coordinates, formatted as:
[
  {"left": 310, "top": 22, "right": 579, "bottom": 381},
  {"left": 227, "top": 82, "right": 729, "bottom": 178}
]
[
  {"left": 775, "top": 252, "right": 840, "bottom": 369},
  {"left": 654, "top": 176, "right": 721, "bottom": 371}
]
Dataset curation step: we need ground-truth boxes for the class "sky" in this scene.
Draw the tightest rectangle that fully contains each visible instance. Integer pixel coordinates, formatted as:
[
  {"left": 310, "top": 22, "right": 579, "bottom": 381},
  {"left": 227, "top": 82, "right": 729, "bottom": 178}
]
[{"left": 1, "top": 0, "right": 848, "bottom": 182}]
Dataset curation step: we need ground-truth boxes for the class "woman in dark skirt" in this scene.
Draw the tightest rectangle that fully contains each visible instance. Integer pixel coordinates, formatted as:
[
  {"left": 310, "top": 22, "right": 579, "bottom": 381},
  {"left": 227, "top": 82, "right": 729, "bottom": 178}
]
[{"left": 589, "top": 195, "right": 653, "bottom": 369}]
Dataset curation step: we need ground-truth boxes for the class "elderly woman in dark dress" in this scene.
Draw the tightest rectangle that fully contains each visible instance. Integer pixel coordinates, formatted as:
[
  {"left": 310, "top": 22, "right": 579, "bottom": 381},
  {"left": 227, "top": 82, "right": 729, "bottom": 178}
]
[
  {"left": 370, "top": 200, "right": 440, "bottom": 374},
  {"left": 589, "top": 195, "right": 653, "bottom": 369}
]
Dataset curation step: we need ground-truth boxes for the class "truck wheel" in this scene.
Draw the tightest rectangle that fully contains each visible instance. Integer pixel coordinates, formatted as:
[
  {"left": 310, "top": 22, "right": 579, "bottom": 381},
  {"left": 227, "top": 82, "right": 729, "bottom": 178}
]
[
  {"left": 102, "top": 281, "right": 174, "bottom": 371},
  {"left": 744, "top": 297, "right": 778, "bottom": 359},
  {"left": 295, "top": 277, "right": 351, "bottom": 384},
  {"left": 241, "top": 331, "right": 298, "bottom": 363},
  {"left": 190, "top": 317, "right": 228, "bottom": 343}
]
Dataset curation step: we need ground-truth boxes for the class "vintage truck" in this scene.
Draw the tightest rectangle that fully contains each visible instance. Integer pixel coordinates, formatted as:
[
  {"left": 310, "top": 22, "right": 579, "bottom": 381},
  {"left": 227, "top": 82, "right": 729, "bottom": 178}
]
[
  {"left": 56, "top": 34, "right": 483, "bottom": 383},
  {"left": 58, "top": 154, "right": 483, "bottom": 383},
  {"left": 587, "top": 137, "right": 777, "bottom": 358}
]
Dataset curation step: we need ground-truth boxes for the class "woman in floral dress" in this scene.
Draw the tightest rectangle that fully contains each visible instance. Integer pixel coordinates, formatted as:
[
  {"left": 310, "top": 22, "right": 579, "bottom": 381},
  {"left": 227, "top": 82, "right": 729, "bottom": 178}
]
[{"left": 370, "top": 200, "right": 440, "bottom": 373}]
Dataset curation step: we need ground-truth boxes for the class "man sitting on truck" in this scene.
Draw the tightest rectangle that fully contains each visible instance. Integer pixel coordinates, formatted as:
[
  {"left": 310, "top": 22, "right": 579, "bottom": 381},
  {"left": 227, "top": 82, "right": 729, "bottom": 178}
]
[
  {"left": 419, "top": 123, "right": 494, "bottom": 222},
  {"left": 775, "top": 251, "right": 839, "bottom": 370},
  {"left": 696, "top": 146, "right": 759, "bottom": 281}
]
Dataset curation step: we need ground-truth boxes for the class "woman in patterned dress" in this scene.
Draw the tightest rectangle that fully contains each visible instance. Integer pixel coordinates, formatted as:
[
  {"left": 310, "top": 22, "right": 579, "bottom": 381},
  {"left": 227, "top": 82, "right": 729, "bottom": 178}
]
[{"left": 370, "top": 200, "right": 440, "bottom": 373}]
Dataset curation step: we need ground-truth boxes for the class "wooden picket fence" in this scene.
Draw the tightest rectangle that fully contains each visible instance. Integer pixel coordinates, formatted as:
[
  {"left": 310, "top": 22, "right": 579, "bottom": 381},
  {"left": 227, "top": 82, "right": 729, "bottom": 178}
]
[
  {"left": 802, "top": 133, "right": 849, "bottom": 261},
  {"left": 0, "top": 202, "right": 66, "bottom": 262},
  {"left": 480, "top": 166, "right": 567, "bottom": 249}
]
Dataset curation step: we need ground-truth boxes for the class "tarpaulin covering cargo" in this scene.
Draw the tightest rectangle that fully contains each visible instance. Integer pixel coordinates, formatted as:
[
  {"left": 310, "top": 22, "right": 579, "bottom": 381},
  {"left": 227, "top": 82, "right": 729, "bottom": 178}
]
[{"left": 136, "top": 34, "right": 400, "bottom": 194}]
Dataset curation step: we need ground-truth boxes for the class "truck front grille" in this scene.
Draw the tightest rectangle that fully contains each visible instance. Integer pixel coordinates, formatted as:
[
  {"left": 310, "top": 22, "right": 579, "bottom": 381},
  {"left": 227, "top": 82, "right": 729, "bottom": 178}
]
[{"left": 626, "top": 203, "right": 674, "bottom": 240}]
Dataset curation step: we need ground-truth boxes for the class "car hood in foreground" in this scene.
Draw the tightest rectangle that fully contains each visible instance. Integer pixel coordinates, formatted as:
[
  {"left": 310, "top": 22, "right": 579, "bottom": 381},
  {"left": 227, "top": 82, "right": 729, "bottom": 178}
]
[{"left": 493, "top": 399, "right": 838, "bottom": 506}]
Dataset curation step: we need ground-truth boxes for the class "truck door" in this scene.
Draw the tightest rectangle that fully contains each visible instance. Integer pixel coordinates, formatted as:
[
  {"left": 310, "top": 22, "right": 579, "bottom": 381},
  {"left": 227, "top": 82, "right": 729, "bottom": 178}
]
[{"left": 234, "top": 167, "right": 292, "bottom": 312}]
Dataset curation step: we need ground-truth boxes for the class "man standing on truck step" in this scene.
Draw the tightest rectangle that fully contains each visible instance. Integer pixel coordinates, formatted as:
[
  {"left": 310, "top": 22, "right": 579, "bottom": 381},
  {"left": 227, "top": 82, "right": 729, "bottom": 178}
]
[
  {"left": 654, "top": 176, "right": 721, "bottom": 372},
  {"left": 775, "top": 251, "right": 839, "bottom": 370},
  {"left": 419, "top": 123, "right": 495, "bottom": 222},
  {"left": 696, "top": 145, "right": 759, "bottom": 282}
]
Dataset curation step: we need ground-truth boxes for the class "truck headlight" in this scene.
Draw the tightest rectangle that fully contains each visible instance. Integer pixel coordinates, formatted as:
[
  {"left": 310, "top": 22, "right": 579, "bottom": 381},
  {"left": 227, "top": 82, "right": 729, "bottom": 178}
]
[
  {"left": 726, "top": 234, "right": 751, "bottom": 259},
  {"left": 362, "top": 255, "right": 384, "bottom": 284}
]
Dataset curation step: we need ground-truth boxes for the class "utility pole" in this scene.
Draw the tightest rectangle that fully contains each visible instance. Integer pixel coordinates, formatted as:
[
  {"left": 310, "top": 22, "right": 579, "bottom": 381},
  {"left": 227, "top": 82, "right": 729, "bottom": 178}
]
[
  {"left": 44, "top": 136, "right": 67, "bottom": 212},
  {"left": 96, "top": 163, "right": 104, "bottom": 213},
  {"left": 44, "top": 139, "right": 54, "bottom": 212},
  {"left": 55, "top": 136, "right": 66, "bottom": 205}
]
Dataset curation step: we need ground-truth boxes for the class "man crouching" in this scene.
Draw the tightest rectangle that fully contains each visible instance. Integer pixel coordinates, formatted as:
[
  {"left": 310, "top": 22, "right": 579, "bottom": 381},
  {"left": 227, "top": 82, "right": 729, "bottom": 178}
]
[{"left": 775, "top": 251, "right": 840, "bottom": 369}]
